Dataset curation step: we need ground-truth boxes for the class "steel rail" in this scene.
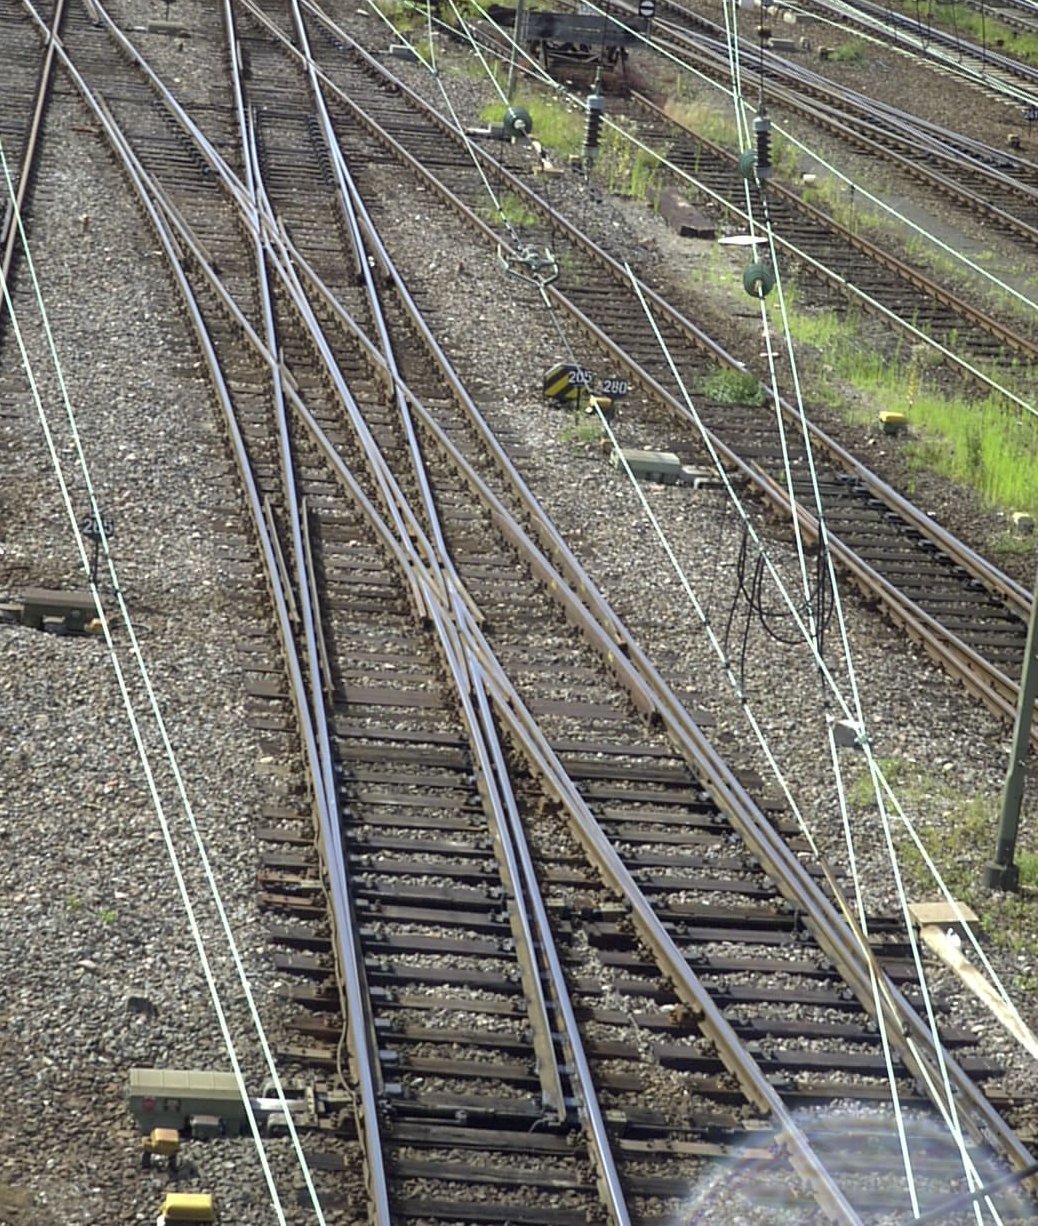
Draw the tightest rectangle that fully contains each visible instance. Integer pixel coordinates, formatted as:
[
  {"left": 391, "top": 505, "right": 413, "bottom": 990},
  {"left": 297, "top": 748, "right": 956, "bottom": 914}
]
[
  {"left": 49, "top": 48, "right": 342, "bottom": 1214},
  {"left": 639, "top": 22, "right": 1038, "bottom": 249},
  {"left": 209, "top": 0, "right": 1038, "bottom": 762},
  {"left": 35, "top": 7, "right": 1037, "bottom": 1184},
  {"left": 277, "top": 209, "right": 1035, "bottom": 1179},
  {"left": 294, "top": 13, "right": 1033, "bottom": 598},
  {"left": 808, "top": 0, "right": 1038, "bottom": 82},
  {"left": 281, "top": 309, "right": 864, "bottom": 1217},
  {"left": 0, "top": 0, "right": 65, "bottom": 339},
  {"left": 39, "top": 7, "right": 396, "bottom": 1214},
  {"left": 285, "top": 0, "right": 574, "bottom": 1124},
  {"left": 123, "top": 0, "right": 1038, "bottom": 753},
  {"left": 425, "top": 604, "right": 571, "bottom": 1125},
  {"left": 284, "top": 369, "right": 862, "bottom": 1223},
  {"left": 794, "top": 0, "right": 1038, "bottom": 90},
  {"left": 622, "top": 88, "right": 1038, "bottom": 365},
  {"left": 51, "top": 11, "right": 616, "bottom": 1206},
  {"left": 377, "top": 345, "right": 1038, "bottom": 1178},
  {"left": 227, "top": 8, "right": 393, "bottom": 1215},
  {"left": 288, "top": 268, "right": 1038, "bottom": 1188},
  {"left": 283, "top": 0, "right": 483, "bottom": 621},
  {"left": 479, "top": 672, "right": 865, "bottom": 1224},
  {"left": 279, "top": 26, "right": 1038, "bottom": 728},
  {"left": 423, "top": 383, "right": 1038, "bottom": 1177}
]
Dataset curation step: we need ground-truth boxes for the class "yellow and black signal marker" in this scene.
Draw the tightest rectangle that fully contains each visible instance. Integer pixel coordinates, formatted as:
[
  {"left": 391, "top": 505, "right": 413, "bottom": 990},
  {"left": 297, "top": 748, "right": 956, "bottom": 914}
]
[{"left": 544, "top": 362, "right": 594, "bottom": 403}]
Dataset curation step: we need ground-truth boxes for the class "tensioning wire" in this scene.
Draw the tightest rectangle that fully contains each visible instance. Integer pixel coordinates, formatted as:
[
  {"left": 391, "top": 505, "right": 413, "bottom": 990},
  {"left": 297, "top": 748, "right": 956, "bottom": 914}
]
[{"left": 0, "top": 139, "right": 295, "bottom": 1225}]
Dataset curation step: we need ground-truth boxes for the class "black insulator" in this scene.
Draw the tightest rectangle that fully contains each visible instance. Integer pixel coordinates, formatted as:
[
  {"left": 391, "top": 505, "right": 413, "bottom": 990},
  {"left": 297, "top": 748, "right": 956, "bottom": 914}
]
[
  {"left": 582, "top": 92, "right": 605, "bottom": 164},
  {"left": 754, "top": 112, "right": 772, "bottom": 181}
]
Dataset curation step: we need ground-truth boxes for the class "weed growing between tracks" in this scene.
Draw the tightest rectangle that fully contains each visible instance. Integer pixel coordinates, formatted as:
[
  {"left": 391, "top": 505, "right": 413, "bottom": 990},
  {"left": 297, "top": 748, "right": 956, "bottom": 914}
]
[
  {"left": 846, "top": 757, "right": 1038, "bottom": 980},
  {"left": 885, "top": 0, "right": 1038, "bottom": 65},
  {"left": 764, "top": 290, "right": 1038, "bottom": 519}
]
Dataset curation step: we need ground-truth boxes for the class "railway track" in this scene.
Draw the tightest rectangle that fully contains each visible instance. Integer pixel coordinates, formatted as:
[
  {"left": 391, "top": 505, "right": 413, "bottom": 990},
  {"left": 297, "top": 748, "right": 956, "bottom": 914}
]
[
  {"left": 0, "top": 0, "right": 62, "bottom": 339},
  {"left": 611, "top": 0, "right": 1038, "bottom": 252},
  {"left": 277, "top": 8, "right": 1038, "bottom": 734},
  {"left": 786, "top": 0, "right": 1038, "bottom": 100},
  {"left": 471, "top": 0, "right": 1038, "bottom": 401},
  {"left": 7, "top": 0, "right": 1038, "bottom": 1219}
]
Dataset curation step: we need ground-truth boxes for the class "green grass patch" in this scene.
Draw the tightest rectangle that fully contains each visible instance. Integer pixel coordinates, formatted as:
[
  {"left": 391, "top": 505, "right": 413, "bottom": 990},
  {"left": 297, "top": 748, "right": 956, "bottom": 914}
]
[
  {"left": 478, "top": 93, "right": 585, "bottom": 159},
  {"left": 826, "top": 39, "right": 867, "bottom": 63},
  {"left": 599, "top": 126, "right": 665, "bottom": 202},
  {"left": 769, "top": 293, "right": 1038, "bottom": 517},
  {"left": 560, "top": 419, "right": 604, "bottom": 445},
  {"left": 373, "top": 0, "right": 426, "bottom": 35},
  {"left": 485, "top": 190, "right": 538, "bottom": 228},
  {"left": 1018, "top": 851, "right": 1038, "bottom": 889},
  {"left": 701, "top": 367, "right": 765, "bottom": 405},
  {"left": 887, "top": 0, "right": 1038, "bottom": 64},
  {"left": 846, "top": 756, "right": 1038, "bottom": 969},
  {"left": 664, "top": 96, "right": 741, "bottom": 150}
]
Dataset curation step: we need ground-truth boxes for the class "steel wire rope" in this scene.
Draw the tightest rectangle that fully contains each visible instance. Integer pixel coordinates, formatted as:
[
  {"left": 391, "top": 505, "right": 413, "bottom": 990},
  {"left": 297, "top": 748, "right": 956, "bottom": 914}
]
[
  {"left": 0, "top": 140, "right": 295, "bottom": 1226},
  {"left": 3, "top": 13, "right": 340, "bottom": 1205},
  {"left": 321, "top": 0, "right": 538, "bottom": 256},
  {"left": 614, "top": 267, "right": 1017, "bottom": 1216},
  {"left": 303, "top": 0, "right": 1038, "bottom": 1040},
  {"left": 726, "top": 13, "right": 995, "bottom": 1205},
  {"left": 732, "top": 8, "right": 835, "bottom": 675},
  {"left": 185, "top": 0, "right": 1038, "bottom": 1167},
  {"left": 749, "top": 118, "right": 1012, "bottom": 1220},
  {"left": 721, "top": 12, "right": 928, "bottom": 1206},
  {"left": 292, "top": 8, "right": 918, "bottom": 1183}
]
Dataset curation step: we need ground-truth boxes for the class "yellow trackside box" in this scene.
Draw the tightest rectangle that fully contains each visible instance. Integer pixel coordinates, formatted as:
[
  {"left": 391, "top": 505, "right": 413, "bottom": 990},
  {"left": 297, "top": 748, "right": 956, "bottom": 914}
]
[
  {"left": 145, "top": 1128, "right": 180, "bottom": 1155},
  {"left": 159, "top": 1192, "right": 215, "bottom": 1222}
]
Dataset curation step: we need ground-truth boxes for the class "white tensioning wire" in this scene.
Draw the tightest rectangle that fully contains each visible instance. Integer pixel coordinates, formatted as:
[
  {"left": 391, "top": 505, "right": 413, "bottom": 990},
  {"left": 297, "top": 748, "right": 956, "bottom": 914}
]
[
  {"left": 305, "top": 0, "right": 532, "bottom": 255},
  {"left": 622, "top": 265, "right": 1004, "bottom": 1214},
  {"left": 718, "top": 10, "right": 991, "bottom": 1203},
  {"left": 325, "top": 0, "right": 1035, "bottom": 1040},
  {"left": 559, "top": 0, "right": 1037, "bottom": 415},
  {"left": 0, "top": 144, "right": 292, "bottom": 1224},
  {"left": 450, "top": 0, "right": 1034, "bottom": 1024},
  {"left": 0, "top": 126, "right": 331, "bottom": 1221}
]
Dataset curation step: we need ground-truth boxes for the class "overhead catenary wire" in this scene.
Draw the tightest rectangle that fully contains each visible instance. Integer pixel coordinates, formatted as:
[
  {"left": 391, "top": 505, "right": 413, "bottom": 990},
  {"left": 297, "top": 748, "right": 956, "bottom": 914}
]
[
  {"left": 355, "top": 0, "right": 1029, "bottom": 1073},
  {"left": 442, "top": 0, "right": 1038, "bottom": 413},
  {"left": 720, "top": 3, "right": 925, "bottom": 1204},
  {"left": 720, "top": 9, "right": 994, "bottom": 1206}
]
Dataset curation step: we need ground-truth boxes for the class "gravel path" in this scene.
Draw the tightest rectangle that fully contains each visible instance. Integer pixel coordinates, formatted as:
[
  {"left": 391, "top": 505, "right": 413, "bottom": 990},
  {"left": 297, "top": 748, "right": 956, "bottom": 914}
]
[{"left": 0, "top": 2, "right": 1035, "bottom": 1223}]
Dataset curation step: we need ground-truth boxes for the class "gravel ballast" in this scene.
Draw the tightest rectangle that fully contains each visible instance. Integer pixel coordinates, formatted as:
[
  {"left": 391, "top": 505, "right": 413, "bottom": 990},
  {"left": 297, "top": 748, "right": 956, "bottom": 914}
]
[{"left": 1, "top": 2, "right": 1037, "bottom": 1223}]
